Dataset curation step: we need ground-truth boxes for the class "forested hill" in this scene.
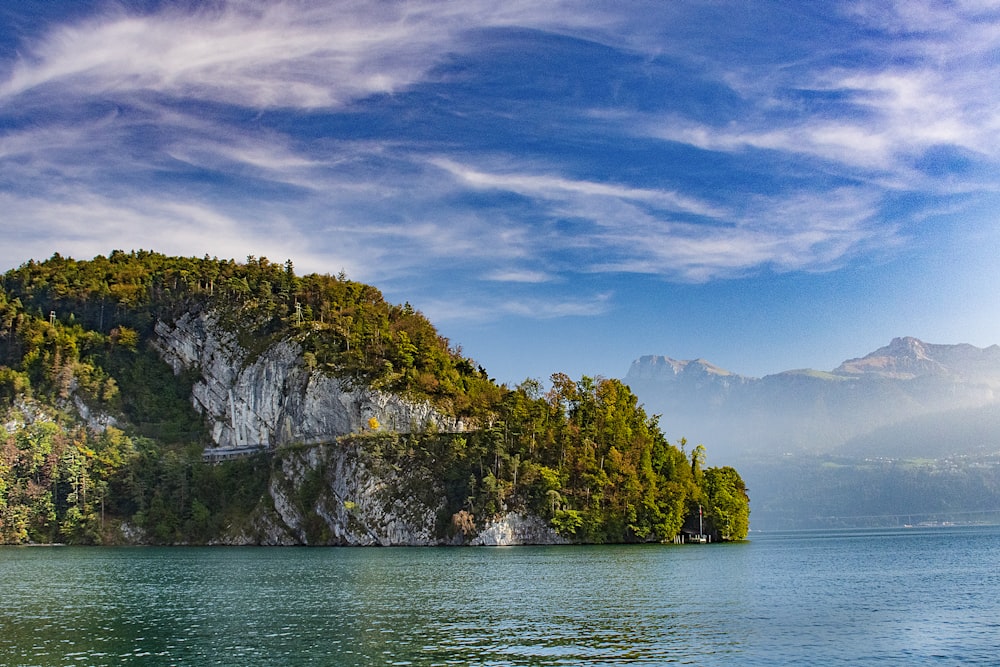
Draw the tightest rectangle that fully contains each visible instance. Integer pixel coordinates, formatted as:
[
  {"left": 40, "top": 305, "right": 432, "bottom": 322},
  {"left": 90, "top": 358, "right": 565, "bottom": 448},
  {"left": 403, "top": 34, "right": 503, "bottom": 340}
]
[
  {"left": 1, "top": 250, "right": 496, "bottom": 416},
  {"left": 0, "top": 250, "right": 747, "bottom": 546}
]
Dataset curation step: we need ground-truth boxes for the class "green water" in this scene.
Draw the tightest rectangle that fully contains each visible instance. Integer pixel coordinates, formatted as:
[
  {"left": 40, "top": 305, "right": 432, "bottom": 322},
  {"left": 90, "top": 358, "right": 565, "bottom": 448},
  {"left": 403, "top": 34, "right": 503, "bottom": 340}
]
[{"left": 2, "top": 526, "right": 999, "bottom": 665}]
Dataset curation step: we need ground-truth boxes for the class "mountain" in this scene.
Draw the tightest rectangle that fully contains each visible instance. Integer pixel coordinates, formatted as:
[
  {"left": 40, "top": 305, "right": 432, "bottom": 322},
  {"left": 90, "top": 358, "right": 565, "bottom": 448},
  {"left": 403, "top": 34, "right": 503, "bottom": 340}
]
[
  {"left": 625, "top": 338, "right": 1000, "bottom": 530},
  {"left": 625, "top": 337, "right": 1000, "bottom": 462},
  {"left": 834, "top": 336, "right": 1000, "bottom": 385}
]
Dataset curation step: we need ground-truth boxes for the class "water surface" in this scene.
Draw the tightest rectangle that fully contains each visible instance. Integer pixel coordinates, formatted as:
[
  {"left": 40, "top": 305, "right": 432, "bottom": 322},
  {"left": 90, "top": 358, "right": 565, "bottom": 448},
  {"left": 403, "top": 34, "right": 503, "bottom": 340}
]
[{"left": 1, "top": 525, "right": 997, "bottom": 665}]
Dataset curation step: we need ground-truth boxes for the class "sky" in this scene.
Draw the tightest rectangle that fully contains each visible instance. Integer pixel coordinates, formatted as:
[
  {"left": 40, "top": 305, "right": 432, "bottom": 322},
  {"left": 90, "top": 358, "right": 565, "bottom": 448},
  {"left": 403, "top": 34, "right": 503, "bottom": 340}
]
[{"left": 1, "top": 0, "right": 999, "bottom": 386}]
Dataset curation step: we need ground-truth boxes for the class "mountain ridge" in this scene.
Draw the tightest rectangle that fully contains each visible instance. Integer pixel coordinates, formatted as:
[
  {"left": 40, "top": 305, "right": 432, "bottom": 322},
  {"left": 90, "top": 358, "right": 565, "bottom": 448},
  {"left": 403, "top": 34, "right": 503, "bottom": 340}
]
[
  {"left": 629, "top": 336, "right": 1000, "bottom": 385},
  {"left": 624, "top": 336, "right": 1000, "bottom": 462}
]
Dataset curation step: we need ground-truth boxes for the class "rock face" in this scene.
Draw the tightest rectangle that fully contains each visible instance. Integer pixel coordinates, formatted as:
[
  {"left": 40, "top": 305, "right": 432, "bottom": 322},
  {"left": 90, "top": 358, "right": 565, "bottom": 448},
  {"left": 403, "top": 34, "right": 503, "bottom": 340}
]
[
  {"left": 152, "top": 309, "right": 565, "bottom": 547},
  {"left": 210, "top": 440, "right": 567, "bottom": 547},
  {"left": 228, "top": 440, "right": 446, "bottom": 546},
  {"left": 153, "top": 311, "right": 461, "bottom": 452},
  {"left": 470, "top": 513, "right": 569, "bottom": 546}
]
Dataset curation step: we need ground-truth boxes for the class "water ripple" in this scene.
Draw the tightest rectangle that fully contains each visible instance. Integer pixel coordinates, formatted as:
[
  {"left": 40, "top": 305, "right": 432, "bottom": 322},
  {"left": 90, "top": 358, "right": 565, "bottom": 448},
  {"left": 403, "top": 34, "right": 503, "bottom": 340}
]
[{"left": 1, "top": 527, "right": 998, "bottom": 665}]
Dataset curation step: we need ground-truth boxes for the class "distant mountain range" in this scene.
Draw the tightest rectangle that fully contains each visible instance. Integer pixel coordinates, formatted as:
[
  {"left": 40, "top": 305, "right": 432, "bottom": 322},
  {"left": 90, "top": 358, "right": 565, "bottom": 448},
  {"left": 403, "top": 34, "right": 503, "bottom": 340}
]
[{"left": 625, "top": 337, "right": 1000, "bottom": 462}]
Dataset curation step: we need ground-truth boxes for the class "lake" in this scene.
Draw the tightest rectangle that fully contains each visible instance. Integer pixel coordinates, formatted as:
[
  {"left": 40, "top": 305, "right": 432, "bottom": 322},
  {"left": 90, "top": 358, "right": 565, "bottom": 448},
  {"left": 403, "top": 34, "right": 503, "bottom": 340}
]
[{"left": 1, "top": 525, "right": 998, "bottom": 666}]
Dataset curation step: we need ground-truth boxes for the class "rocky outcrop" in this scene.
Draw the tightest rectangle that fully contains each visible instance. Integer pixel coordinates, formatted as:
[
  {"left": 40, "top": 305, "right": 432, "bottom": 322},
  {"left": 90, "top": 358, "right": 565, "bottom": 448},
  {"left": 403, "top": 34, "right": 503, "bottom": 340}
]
[
  {"left": 3, "top": 398, "right": 51, "bottom": 433},
  {"left": 217, "top": 440, "right": 446, "bottom": 546},
  {"left": 72, "top": 395, "right": 119, "bottom": 432},
  {"left": 152, "top": 311, "right": 461, "bottom": 452},
  {"left": 208, "top": 440, "right": 567, "bottom": 547},
  {"left": 470, "top": 513, "right": 569, "bottom": 546}
]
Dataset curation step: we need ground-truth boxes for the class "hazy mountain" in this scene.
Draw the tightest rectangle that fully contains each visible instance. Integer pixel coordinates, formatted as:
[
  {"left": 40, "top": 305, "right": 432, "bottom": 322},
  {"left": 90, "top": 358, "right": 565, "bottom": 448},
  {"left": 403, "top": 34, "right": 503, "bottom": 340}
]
[
  {"left": 625, "top": 337, "right": 1000, "bottom": 529},
  {"left": 625, "top": 337, "right": 1000, "bottom": 464},
  {"left": 834, "top": 336, "right": 1000, "bottom": 385}
]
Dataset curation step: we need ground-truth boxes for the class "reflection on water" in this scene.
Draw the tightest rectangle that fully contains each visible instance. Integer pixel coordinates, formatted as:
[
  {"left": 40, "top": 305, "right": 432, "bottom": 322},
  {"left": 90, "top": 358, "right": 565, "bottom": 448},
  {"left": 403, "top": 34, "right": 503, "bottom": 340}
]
[{"left": 1, "top": 526, "right": 998, "bottom": 665}]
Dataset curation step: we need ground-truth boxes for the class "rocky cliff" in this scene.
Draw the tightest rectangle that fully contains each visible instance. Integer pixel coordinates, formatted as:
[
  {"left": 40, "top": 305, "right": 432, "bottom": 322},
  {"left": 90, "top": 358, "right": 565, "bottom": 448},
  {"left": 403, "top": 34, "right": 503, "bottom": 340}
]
[
  {"left": 151, "top": 310, "right": 566, "bottom": 546},
  {"left": 210, "top": 438, "right": 567, "bottom": 547},
  {"left": 153, "top": 311, "right": 461, "bottom": 453},
  {"left": 217, "top": 438, "right": 447, "bottom": 546}
]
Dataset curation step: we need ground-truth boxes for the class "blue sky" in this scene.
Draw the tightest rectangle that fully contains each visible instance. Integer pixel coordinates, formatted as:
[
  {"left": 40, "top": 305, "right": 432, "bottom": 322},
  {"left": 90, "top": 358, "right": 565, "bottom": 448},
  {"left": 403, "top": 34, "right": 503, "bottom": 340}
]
[{"left": 1, "top": 1, "right": 999, "bottom": 385}]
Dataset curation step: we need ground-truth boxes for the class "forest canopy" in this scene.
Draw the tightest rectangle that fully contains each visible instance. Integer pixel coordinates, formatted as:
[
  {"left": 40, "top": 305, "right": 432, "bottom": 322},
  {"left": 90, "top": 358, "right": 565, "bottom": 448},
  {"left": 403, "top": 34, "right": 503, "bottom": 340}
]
[{"left": 1, "top": 251, "right": 748, "bottom": 545}]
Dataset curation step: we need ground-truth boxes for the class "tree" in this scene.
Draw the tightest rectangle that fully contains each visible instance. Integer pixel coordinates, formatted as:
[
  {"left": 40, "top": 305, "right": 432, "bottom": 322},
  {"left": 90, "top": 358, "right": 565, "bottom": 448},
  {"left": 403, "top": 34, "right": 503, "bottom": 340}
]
[{"left": 703, "top": 466, "right": 750, "bottom": 540}]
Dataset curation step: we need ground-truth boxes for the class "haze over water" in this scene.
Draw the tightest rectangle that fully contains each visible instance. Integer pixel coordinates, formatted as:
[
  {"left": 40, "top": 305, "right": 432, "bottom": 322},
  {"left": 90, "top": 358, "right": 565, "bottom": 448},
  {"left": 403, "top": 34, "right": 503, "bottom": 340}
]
[{"left": 2, "top": 525, "right": 998, "bottom": 666}]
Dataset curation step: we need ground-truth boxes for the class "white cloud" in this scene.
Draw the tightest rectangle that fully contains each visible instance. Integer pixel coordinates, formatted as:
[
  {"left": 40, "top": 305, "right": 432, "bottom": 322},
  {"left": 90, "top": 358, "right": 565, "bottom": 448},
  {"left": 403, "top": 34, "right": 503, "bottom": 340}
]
[
  {"left": 634, "top": 1, "right": 1000, "bottom": 183},
  {"left": 0, "top": 0, "right": 619, "bottom": 110},
  {"left": 580, "top": 186, "right": 887, "bottom": 281},
  {"left": 428, "top": 156, "right": 891, "bottom": 282},
  {"left": 483, "top": 269, "right": 554, "bottom": 283},
  {"left": 431, "top": 157, "right": 725, "bottom": 218},
  {"left": 2, "top": 5, "right": 419, "bottom": 107},
  {"left": 420, "top": 290, "right": 613, "bottom": 324}
]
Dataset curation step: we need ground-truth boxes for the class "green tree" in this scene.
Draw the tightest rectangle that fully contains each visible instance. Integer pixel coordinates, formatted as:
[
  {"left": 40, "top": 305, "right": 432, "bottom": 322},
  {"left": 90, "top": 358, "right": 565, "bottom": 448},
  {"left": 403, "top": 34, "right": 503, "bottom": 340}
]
[{"left": 703, "top": 466, "right": 750, "bottom": 540}]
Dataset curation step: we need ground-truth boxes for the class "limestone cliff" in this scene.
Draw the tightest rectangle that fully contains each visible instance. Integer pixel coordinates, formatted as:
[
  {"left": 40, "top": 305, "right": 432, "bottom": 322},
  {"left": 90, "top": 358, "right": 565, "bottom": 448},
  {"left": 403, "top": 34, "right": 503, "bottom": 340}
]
[
  {"left": 471, "top": 513, "right": 570, "bottom": 546},
  {"left": 152, "top": 311, "right": 461, "bottom": 454},
  {"left": 151, "top": 309, "right": 565, "bottom": 546},
  {"left": 218, "top": 439, "right": 446, "bottom": 546},
  {"left": 211, "top": 439, "right": 567, "bottom": 547}
]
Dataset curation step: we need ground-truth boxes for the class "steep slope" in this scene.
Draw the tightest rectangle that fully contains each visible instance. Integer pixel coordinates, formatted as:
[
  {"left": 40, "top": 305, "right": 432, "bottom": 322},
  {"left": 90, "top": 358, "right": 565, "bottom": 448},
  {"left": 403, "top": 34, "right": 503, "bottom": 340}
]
[{"left": 152, "top": 310, "right": 460, "bottom": 456}]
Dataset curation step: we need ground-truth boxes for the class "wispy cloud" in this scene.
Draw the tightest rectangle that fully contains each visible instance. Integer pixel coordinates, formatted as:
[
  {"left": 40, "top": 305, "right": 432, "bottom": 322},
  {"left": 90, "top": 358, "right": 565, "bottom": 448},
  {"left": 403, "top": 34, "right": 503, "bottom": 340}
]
[
  {"left": 645, "top": 67, "right": 999, "bottom": 177},
  {"left": 420, "top": 290, "right": 614, "bottom": 325},
  {"left": 430, "top": 158, "right": 724, "bottom": 218},
  {"left": 427, "top": 156, "right": 891, "bottom": 282},
  {"left": 0, "top": 0, "right": 619, "bottom": 109},
  {"left": 640, "top": 1, "right": 1000, "bottom": 178},
  {"left": 1, "top": 0, "right": 998, "bottom": 327},
  {"left": 580, "top": 187, "right": 887, "bottom": 281},
  {"left": 483, "top": 269, "right": 555, "bottom": 284},
  {"left": 2, "top": 4, "right": 431, "bottom": 107}
]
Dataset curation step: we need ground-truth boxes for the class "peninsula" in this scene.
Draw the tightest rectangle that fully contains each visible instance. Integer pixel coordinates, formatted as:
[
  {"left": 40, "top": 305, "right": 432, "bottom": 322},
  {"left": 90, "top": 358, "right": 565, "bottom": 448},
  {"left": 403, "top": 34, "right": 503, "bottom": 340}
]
[{"left": 1, "top": 251, "right": 748, "bottom": 545}]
